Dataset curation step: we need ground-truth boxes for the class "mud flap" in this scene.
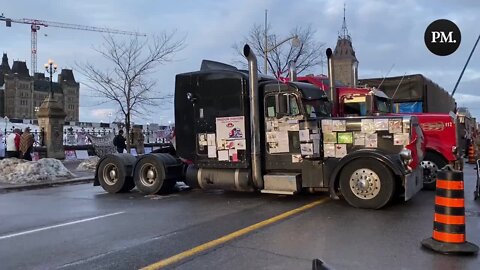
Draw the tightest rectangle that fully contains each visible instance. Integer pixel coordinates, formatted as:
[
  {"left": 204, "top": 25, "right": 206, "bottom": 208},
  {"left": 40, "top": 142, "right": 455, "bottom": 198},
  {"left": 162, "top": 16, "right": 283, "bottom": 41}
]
[{"left": 404, "top": 166, "right": 423, "bottom": 201}]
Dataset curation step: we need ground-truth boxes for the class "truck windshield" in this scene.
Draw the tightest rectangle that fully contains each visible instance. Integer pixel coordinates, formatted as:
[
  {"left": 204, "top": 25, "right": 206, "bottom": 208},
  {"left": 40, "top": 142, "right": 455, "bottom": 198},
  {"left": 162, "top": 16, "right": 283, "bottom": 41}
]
[
  {"left": 303, "top": 99, "right": 331, "bottom": 119},
  {"left": 343, "top": 96, "right": 367, "bottom": 116},
  {"left": 375, "top": 97, "right": 391, "bottom": 113}
]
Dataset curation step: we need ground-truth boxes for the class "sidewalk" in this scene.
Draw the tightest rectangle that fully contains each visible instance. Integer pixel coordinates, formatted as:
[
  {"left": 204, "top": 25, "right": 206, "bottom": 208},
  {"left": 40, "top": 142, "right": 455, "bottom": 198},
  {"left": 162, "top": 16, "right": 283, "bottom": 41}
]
[{"left": 0, "top": 159, "right": 95, "bottom": 193}]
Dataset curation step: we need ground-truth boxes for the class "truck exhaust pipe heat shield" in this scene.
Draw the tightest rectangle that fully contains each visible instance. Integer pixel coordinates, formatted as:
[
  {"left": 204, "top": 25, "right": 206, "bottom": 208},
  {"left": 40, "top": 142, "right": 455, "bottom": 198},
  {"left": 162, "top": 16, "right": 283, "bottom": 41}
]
[
  {"left": 326, "top": 48, "right": 337, "bottom": 114},
  {"left": 289, "top": 60, "right": 297, "bottom": 82},
  {"left": 243, "top": 44, "right": 263, "bottom": 190}
]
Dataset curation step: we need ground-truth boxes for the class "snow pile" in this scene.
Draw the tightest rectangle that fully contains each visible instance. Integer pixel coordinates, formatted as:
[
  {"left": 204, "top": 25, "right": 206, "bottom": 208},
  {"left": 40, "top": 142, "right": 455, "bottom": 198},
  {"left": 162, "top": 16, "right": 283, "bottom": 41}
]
[
  {"left": 76, "top": 156, "right": 100, "bottom": 171},
  {"left": 0, "top": 158, "right": 75, "bottom": 184}
]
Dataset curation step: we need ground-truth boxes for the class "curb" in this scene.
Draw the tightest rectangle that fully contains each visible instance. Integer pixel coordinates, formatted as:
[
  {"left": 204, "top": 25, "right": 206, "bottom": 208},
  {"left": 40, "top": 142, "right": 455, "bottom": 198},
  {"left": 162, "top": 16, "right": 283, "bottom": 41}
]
[{"left": 0, "top": 176, "right": 94, "bottom": 193}]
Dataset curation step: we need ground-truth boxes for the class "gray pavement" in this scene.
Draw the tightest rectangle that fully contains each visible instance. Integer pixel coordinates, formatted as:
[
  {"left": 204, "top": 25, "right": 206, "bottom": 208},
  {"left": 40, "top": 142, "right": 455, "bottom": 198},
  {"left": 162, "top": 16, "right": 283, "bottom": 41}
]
[{"left": 0, "top": 164, "right": 478, "bottom": 270}]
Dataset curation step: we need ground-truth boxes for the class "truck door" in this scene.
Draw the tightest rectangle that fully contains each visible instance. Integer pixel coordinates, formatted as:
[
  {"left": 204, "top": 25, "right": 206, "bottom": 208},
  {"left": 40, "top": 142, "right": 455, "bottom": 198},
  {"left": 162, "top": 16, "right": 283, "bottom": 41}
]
[{"left": 263, "top": 92, "right": 303, "bottom": 171}]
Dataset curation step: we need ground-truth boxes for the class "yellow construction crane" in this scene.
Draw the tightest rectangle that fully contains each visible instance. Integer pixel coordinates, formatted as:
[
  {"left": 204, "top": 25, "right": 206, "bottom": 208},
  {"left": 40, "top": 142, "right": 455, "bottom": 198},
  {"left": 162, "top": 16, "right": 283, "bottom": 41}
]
[{"left": 0, "top": 12, "right": 146, "bottom": 75}]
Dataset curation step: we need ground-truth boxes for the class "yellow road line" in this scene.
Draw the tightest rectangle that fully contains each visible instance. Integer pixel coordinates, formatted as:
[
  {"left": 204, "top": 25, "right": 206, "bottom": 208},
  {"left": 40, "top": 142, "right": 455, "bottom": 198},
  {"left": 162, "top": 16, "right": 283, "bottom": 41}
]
[{"left": 140, "top": 197, "right": 329, "bottom": 270}]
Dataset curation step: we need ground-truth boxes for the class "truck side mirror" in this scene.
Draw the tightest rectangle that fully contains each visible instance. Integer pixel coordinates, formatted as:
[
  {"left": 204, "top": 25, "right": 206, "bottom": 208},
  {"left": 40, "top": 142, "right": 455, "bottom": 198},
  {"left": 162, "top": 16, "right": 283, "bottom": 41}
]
[
  {"left": 366, "top": 94, "right": 373, "bottom": 116},
  {"left": 277, "top": 94, "right": 289, "bottom": 118}
]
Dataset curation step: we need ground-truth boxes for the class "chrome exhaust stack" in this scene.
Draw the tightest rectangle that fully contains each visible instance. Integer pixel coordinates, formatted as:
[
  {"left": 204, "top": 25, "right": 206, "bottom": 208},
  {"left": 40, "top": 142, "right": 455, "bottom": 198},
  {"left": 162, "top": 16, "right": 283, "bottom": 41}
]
[
  {"left": 326, "top": 48, "right": 337, "bottom": 114},
  {"left": 289, "top": 60, "right": 297, "bottom": 81},
  {"left": 243, "top": 44, "right": 263, "bottom": 190}
]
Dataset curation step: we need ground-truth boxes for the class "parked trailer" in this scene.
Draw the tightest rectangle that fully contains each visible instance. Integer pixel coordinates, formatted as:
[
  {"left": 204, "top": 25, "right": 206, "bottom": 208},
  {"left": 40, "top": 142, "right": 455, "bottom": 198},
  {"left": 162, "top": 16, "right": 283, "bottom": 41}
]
[{"left": 94, "top": 46, "right": 424, "bottom": 209}]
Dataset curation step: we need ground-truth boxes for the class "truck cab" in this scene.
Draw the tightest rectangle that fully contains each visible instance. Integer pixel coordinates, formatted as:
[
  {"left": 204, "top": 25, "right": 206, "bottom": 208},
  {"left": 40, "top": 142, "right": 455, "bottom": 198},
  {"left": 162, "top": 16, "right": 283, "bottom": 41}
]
[{"left": 289, "top": 74, "right": 460, "bottom": 189}]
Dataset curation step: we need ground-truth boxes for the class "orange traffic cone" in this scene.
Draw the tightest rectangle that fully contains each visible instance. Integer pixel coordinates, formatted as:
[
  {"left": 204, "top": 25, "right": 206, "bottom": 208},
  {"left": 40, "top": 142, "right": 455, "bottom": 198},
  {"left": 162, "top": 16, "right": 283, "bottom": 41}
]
[
  {"left": 421, "top": 167, "right": 479, "bottom": 254},
  {"left": 468, "top": 144, "right": 476, "bottom": 164}
]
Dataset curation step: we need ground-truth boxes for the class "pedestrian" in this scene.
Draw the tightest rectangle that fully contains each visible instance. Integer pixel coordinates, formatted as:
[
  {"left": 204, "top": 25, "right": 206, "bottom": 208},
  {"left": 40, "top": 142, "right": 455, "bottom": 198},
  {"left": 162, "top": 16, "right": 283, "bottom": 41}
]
[
  {"left": 6, "top": 128, "right": 21, "bottom": 158},
  {"left": 19, "top": 127, "right": 35, "bottom": 161},
  {"left": 113, "top": 130, "right": 126, "bottom": 153}
]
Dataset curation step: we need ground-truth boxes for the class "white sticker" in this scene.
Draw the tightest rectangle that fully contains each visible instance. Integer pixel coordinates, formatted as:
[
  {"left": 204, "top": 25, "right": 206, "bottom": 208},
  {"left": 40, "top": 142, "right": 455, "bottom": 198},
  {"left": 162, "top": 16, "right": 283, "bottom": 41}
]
[
  {"left": 321, "top": 119, "right": 333, "bottom": 133},
  {"left": 332, "top": 120, "right": 347, "bottom": 131},
  {"left": 353, "top": 133, "right": 365, "bottom": 146},
  {"left": 216, "top": 116, "right": 245, "bottom": 147},
  {"left": 300, "top": 143, "right": 314, "bottom": 155},
  {"left": 292, "top": 154, "right": 303, "bottom": 163},
  {"left": 208, "top": 146, "right": 217, "bottom": 158},
  {"left": 266, "top": 132, "right": 277, "bottom": 143},
  {"left": 207, "top": 134, "right": 216, "bottom": 146},
  {"left": 198, "top": 133, "right": 208, "bottom": 146},
  {"left": 365, "top": 133, "right": 378, "bottom": 148},
  {"left": 235, "top": 139, "right": 246, "bottom": 150},
  {"left": 276, "top": 131, "right": 290, "bottom": 153},
  {"left": 361, "top": 119, "right": 376, "bottom": 134},
  {"left": 389, "top": 119, "right": 403, "bottom": 134},
  {"left": 324, "top": 143, "right": 336, "bottom": 158},
  {"left": 218, "top": 150, "right": 229, "bottom": 161},
  {"left": 313, "top": 139, "right": 320, "bottom": 154},
  {"left": 299, "top": 129, "right": 310, "bottom": 142},
  {"left": 394, "top": 133, "right": 410, "bottom": 146},
  {"left": 310, "top": 133, "right": 321, "bottom": 140},
  {"left": 335, "top": 144, "right": 347, "bottom": 158},
  {"left": 374, "top": 119, "right": 389, "bottom": 131}
]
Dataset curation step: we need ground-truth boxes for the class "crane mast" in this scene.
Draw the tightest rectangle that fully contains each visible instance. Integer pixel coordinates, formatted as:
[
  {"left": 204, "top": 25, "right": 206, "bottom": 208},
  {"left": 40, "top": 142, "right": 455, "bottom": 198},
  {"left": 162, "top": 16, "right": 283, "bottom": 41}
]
[{"left": 0, "top": 13, "right": 146, "bottom": 75}]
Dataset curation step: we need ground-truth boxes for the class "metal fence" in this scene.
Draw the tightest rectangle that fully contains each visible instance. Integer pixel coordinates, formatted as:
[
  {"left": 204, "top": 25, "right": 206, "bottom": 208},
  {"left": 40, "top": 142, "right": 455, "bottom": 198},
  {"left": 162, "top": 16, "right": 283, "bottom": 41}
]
[{"left": 1, "top": 127, "right": 173, "bottom": 147}]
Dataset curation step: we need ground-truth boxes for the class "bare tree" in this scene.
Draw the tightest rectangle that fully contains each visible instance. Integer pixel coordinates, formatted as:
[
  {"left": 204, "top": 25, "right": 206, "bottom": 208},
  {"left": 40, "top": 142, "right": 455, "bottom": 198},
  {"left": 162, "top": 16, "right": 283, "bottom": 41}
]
[
  {"left": 77, "top": 32, "right": 185, "bottom": 152},
  {"left": 233, "top": 24, "right": 325, "bottom": 78}
]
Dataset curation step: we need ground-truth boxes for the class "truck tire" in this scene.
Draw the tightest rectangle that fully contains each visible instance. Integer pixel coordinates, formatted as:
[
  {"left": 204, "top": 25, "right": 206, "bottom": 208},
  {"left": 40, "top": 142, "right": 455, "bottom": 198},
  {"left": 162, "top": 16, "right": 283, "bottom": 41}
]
[
  {"left": 133, "top": 155, "right": 173, "bottom": 194},
  {"left": 339, "top": 159, "right": 395, "bottom": 209},
  {"left": 97, "top": 156, "right": 135, "bottom": 193},
  {"left": 421, "top": 152, "right": 447, "bottom": 190}
]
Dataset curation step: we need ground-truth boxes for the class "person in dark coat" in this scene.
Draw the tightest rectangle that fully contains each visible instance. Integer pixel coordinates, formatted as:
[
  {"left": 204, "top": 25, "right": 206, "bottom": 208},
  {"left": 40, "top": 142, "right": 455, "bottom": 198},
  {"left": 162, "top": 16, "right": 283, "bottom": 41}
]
[{"left": 113, "top": 130, "right": 127, "bottom": 153}]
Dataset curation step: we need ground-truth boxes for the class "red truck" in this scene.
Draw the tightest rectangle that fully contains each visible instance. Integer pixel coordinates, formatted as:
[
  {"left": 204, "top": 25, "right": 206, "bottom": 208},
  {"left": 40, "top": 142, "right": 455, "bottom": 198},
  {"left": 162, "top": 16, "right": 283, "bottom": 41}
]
[{"left": 282, "top": 73, "right": 460, "bottom": 189}]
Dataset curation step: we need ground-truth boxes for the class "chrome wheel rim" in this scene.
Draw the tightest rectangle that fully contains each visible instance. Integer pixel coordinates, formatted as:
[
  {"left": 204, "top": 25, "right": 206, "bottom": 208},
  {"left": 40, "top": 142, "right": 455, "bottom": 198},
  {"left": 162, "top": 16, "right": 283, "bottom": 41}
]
[
  {"left": 349, "top": 168, "right": 381, "bottom": 199},
  {"left": 140, "top": 163, "right": 157, "bottom": 187},
  {"left": 102, "top": 163, "right": 119, "bottom": 186},
  {"left": 421, "top": 160, "right": 439, "bottom": 184}
]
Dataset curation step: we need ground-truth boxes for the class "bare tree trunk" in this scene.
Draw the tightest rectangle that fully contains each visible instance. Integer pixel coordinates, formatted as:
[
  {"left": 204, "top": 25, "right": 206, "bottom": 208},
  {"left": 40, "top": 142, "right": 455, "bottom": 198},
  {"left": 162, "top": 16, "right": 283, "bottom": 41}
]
[
  {"left": 125, "top": 114, "right": 131, "bottom": 153},
  {"left": 76, "top": 33, "right": 184, "bottom": 147}
]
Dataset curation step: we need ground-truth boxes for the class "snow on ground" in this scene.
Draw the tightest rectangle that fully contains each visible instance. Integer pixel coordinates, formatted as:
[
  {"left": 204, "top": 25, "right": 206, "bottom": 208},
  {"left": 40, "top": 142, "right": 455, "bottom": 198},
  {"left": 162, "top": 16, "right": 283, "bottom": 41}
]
[
  {"left": 76, "top": 156, "right": 100, "bottom": 171},
  {"left": 0, "top": 158, "right": 76, "bottom": 184}
]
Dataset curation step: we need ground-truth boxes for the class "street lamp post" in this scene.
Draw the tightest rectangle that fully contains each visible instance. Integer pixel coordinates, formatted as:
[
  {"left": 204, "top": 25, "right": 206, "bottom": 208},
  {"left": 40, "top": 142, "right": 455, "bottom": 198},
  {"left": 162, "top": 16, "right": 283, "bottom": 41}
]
[
  {"left": 44, "top": 59, "right": 58, "bottom": 98},
  {"left": 263, "top": 35, "right": 300, "bottom": 75},
  {"left": 263, "top": 9, "right": 301, "bottom": 75}
]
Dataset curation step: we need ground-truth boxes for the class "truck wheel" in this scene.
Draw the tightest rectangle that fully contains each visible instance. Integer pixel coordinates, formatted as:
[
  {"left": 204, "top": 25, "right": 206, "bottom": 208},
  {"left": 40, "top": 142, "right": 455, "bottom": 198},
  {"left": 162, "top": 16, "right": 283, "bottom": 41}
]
[
  {"left": 133, "top": 156, "right": 173, "bottom": 194},
  {"left": 97, "top": 158, "right": 133, "bottom": 193},
  {"left": 421, "top": 152, "right": 447, "bottom": 190},
  {"left": 339, "top": 159, "right": 395, "bottom": 209}
]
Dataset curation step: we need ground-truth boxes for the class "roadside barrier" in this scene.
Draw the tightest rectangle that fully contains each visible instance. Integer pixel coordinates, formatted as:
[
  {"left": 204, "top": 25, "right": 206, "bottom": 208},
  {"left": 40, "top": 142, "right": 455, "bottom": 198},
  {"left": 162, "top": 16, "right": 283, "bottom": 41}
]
[
  {"left": 468, "top": 144, "right": 476, "bottom": 164},
  {"left": 421, "top": 166, "right": 479, "bottom": 255}
]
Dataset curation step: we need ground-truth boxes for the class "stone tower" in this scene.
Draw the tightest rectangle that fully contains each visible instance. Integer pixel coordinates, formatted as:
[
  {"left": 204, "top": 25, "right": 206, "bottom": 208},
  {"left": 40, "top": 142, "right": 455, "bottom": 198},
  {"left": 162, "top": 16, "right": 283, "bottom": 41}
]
[{"left": 333, "top": 5, "right": 358, "bottom": 87}]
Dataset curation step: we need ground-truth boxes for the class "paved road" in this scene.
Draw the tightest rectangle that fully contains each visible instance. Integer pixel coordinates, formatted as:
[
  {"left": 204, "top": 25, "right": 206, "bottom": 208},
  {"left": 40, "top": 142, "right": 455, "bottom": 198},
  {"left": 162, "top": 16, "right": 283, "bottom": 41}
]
[{"left": 0, "top": 165, "right": 479, "bottom": 270}]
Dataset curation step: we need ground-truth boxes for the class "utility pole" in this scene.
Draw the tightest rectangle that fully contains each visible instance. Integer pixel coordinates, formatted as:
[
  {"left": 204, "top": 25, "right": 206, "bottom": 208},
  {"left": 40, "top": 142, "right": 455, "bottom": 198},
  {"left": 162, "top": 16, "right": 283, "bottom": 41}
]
[{"left": 451, "top": 34, "right": 480, "bottom": 97}]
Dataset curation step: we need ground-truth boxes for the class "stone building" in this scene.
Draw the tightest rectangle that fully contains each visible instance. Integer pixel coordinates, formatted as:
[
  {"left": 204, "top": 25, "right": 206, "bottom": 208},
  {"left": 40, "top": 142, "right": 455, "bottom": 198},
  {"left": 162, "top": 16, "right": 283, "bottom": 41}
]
[
  {"left": 333, "top": 8, "right": 359, "bottom": 87},
  {"left": 0, "top": 53, "right": 80, "bottom": 121}
]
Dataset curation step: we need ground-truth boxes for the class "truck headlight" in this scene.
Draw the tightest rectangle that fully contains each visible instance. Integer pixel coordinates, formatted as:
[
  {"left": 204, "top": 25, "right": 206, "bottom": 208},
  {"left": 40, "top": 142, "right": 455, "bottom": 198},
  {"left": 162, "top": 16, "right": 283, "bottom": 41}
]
[{"left": 400, "top": 148, "right": 412, "bottom": 161}]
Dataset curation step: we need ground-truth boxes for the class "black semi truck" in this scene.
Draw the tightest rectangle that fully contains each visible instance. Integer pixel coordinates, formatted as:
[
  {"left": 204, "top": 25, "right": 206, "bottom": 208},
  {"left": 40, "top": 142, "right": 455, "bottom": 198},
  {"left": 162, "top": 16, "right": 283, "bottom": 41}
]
[{"left": 94, "top": 45, "right": 424, "bottom": 209}]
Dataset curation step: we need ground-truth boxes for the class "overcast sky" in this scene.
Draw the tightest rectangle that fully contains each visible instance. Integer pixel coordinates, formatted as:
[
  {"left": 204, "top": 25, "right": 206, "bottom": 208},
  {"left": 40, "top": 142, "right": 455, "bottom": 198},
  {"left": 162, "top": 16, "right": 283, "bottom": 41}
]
[{"left": 1, "top": 0, "right": 480, "bottom": 124}]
